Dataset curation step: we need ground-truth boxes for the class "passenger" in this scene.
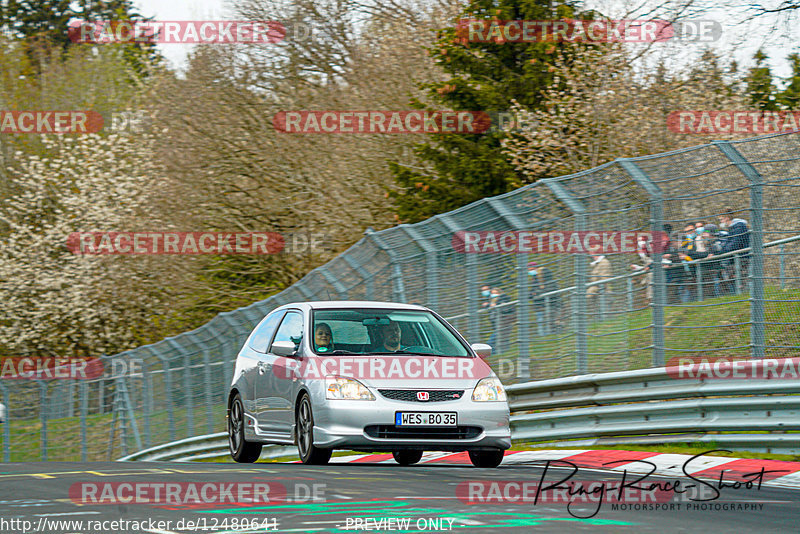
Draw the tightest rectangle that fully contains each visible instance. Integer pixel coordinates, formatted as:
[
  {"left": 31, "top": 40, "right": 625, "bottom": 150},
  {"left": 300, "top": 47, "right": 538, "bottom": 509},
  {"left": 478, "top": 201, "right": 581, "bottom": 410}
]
[{"left": 314, "top": 322, "right": 335, "bottom": 352}]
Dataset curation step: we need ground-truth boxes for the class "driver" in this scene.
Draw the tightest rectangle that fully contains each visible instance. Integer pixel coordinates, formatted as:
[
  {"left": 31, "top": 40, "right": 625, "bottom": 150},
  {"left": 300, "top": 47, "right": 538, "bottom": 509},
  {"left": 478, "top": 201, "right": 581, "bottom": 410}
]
[
  {"left": 314, "top": 322, "right": 335, "bottom": 352},
  {"left": 377, "top": 320, "right": 404, "bottom": 352}
]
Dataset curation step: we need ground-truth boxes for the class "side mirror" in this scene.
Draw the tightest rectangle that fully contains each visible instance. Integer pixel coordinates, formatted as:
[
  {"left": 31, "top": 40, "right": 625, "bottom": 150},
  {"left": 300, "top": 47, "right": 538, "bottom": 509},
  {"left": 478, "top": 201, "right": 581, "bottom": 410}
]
[
  {"left": 272, "top": 340, "right": 298, "bottom": 357},
  {"left": 471, "top": 343, "right": 492, "bottom": 359}
]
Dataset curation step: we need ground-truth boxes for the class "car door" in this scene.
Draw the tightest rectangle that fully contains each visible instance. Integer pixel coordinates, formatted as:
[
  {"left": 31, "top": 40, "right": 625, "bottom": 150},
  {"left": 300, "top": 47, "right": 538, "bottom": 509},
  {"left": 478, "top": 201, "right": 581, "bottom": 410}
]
[
  {"left": 236, "top": 310, "right": 285, "bottom": 417},
  {"left": 256, "top": 310, "right": 304, "bottom": 435}
]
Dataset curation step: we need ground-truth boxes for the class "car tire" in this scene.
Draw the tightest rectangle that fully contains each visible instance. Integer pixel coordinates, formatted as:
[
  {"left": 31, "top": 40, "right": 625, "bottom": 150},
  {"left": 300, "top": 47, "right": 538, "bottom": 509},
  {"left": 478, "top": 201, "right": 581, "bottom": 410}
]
[
  {"left": 468, "top": 449, "right": 504, "bottom": 468},
  {"left": 228, "top": 393, "right": 262, "bottom": 463},
  {"left": 392, "top": 450, "right": 423, "bottom": 466},
  {"left": 297, "top": 394, "right": 332, "bottom": 465}
]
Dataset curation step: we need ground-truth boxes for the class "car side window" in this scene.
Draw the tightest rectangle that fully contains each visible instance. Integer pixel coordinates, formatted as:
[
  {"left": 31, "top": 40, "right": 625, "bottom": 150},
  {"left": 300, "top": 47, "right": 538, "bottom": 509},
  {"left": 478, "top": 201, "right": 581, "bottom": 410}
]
[
  {"left": 271, "top": 311, "right": 304, "bottom": 351},
  {"left": 247, "top": 310, "right": 285, "bottom": 353}
]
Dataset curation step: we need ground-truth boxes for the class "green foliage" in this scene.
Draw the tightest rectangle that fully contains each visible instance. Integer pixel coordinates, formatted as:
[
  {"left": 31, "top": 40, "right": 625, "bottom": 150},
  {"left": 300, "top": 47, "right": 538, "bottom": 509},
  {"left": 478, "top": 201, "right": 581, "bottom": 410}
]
[
  {"left": 744, "top": 49, "right": 779, "bottom": 111},
  {"left": 0, "top": 0, "right": 158, "bottom": 73},
  {"left": 778, "top": 53, "right": 800, "bottom": 110},
  {"left": 389, "top": 0, "right": 593, "bottom": 223}
]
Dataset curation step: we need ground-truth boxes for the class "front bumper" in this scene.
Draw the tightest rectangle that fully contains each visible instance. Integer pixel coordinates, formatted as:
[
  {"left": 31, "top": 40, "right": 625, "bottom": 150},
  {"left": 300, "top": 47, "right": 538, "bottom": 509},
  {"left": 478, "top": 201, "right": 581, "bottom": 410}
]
[{"left": 310, "top": 391, "right": 511, "bottom": 452}]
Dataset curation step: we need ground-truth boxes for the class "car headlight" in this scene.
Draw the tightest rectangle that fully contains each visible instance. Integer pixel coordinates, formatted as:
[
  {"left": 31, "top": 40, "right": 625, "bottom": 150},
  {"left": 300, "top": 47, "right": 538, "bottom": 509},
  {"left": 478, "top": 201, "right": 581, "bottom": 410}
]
[
  {"left": 325, "top": 376, "right": 375, "bottom": 400},
  {"left": 472, "top": 377, "right": 507, "bottom": 402}
]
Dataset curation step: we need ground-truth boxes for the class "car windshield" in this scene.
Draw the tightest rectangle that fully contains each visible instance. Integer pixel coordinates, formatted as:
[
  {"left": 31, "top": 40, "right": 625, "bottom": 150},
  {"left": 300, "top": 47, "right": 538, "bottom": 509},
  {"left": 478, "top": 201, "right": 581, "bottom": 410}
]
[{"left": 311, "top": 308, "right": 470, "bottom": 357}]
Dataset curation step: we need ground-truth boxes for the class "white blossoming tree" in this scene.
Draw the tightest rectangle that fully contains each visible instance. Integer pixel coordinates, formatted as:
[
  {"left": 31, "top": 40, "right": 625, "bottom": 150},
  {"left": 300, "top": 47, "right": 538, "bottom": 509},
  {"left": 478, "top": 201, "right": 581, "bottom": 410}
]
[{"left": 0, "top": 132, "right": 176, "bottom": 357}]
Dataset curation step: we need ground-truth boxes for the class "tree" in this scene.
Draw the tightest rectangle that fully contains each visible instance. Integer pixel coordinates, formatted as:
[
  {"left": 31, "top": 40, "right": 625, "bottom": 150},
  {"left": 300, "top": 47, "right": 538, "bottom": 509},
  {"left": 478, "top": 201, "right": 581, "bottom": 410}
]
[
  {"left": 778, "top": 53, "right": 800, "bottom": 109},
  {"left": 745, "top": 49, "right": 779, "bottom": 111},
  {"left": 147, "top": 0, "right": 443, "bottom": 315},
  {"left": 0, "top": 132, "right": 184, "bottom": 356},
  {"left": 502, "top": 44, "right": 749, "bottom": 180},
  {"left": 0, "top": 0, "right": 157, "bottom": 71},
  {"left": 387, "top": 0, "right": 601, "bottom": 223}
]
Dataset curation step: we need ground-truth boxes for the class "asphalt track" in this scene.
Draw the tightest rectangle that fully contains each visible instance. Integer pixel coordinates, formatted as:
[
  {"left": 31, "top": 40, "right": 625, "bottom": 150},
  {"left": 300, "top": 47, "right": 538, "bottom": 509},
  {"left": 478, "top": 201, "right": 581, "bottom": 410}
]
[{"left": 0, "top": 458, "right": 797, "bottom": 534}]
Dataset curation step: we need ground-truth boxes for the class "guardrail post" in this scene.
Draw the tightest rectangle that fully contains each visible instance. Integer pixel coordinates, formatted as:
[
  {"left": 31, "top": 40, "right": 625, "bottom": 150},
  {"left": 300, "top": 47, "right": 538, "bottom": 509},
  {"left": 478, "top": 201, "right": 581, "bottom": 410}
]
[
  {"left": 1, "top": 382, "right": 9, "bottom": 462},
  {"left": 544, "top": 179, "right": 588, "bottom": 374},
  {"left": 619, "top": 159, "right": 666, "bottom": 367},
  {"left": 365, "top": 229, "right": 406, "bottom": 302},
  {"left": 715, "top": 141, "right": 765, "bottom": 359}
]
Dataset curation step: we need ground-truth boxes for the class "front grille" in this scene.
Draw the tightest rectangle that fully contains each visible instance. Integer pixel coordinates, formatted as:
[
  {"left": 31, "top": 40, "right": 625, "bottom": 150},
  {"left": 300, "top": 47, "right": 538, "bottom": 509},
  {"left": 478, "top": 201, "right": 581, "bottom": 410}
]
[
  {"left": 378, "top": 389, "right": 464, "bottom": 402},
  {"left": 365, "top": 425, "right": 482, "bottom": 440}
]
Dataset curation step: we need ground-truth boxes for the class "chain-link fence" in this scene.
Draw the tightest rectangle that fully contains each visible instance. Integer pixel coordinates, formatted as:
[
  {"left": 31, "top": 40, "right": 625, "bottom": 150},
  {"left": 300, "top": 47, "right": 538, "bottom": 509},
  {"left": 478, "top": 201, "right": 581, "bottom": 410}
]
[{"left": 2, "top": 132, "right": 799, "bottom": 461}]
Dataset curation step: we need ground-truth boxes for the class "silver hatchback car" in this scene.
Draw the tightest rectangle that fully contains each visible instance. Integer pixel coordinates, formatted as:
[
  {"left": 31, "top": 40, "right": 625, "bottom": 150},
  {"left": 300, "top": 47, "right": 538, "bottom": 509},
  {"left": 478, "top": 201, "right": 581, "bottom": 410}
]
[{"left": 227, "top": 301, "right": 511, "bottom": 467}]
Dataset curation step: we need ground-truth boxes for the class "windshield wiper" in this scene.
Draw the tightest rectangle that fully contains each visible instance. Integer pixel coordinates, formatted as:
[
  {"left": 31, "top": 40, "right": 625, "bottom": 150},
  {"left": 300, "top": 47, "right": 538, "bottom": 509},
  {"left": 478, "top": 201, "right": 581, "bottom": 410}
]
[{"left": 324, "top": 349, "right": 361, "bottom": 355}]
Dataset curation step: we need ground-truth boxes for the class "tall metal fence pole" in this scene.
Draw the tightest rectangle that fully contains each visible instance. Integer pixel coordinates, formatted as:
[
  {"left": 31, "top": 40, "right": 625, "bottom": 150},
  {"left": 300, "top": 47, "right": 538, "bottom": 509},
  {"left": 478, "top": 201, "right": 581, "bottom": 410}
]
[
  {"left": 318, "top": 266, "right": 348, "bottom": 299},
  {"left": 0, "top": 381, "right": 9, "bottom": 462},
  {"left": 714, "top": 141, "right": 765, "bottom": 359},
  {"left": 400, "top": 226, "right": 438, "bottom": 310},
  {"left": 516, "top": 253, "right": 531, "bottom": 379},
  {"left": 544, "top": 180, "right": 588, "bottom": 374},
  {"left": 466, "top": 252, "right": 480, "bottom": 343},
  {"left": 365, "top": 229, "right": 407, "bottom": 302},
  {"left": 79, "top": 381, "right": 88, "bottom": 462},
  {"left": 620, "top": 159, "right": 666, "bottom": 367},
  {"left": 39, "top": 381, "right": 47, "bottom": 460},
  {"left": 343, "top": 255, "right": 373, "bottom": 300}
]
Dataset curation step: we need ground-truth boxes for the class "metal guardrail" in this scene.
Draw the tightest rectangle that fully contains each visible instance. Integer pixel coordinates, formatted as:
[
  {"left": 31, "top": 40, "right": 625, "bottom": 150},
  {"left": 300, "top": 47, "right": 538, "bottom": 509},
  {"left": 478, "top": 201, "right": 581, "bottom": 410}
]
[
  {"left": 118, "top": 432, "right": 296, "bottom": 462},
  {"left": 121, "top": 359, "right": 800, "bottom": 461}
]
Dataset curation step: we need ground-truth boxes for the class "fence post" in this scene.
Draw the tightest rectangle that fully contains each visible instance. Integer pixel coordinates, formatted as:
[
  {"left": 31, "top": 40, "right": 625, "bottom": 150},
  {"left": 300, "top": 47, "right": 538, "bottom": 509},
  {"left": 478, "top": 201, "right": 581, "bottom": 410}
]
[
  {"left": 466, "top": 252, "right": 480, "bottom": 343},
  {"left": 154, "top": 352, "right": 175, "bottom": 442},
  {"left": 400, "top": 226, "right": 439, "bottom": 310},
  {"left": 343, "top": 254, "right": 373, "bottom": 300},
  {"left": 619, "top": 159, "right": 666, "bottom": 367},
  {"left": 140, "top": 361, "right": 152, "bottom": 448},
  {"left": 79, "top": 381, "right": 88, "bottom": 462},
  {"left": 365, "top": 229, "right": 407, "bottom": 302},
  {"left": 318, "top": 266, "right": 348, "bottom": 299},
  {"left": 1, "top": 381, "right": 9, "bottom": 462},
  {"left": 544, "top": 179, "right": 588, "bottom": 374},
  {"left": 516, "top": 251, "right": 531, "bottom": 379},
  {"left": 715, "top": 141, "right": 765, "bottom": 359},
  {"left": 485, "top": 198, "right": 533, "bottom": 378},
  {"left": 780, "top": 243, "right": 786, "bottom": 290},
  {"left": 39, "top": 381, "right": 47, "bottom": 460}
]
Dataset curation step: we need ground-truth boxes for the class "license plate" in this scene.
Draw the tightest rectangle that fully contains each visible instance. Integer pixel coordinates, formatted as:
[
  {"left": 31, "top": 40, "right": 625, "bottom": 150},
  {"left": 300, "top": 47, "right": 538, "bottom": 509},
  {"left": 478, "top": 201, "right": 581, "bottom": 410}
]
[{"left": 395, "top": 412, "right": 457, "bottom": 426}]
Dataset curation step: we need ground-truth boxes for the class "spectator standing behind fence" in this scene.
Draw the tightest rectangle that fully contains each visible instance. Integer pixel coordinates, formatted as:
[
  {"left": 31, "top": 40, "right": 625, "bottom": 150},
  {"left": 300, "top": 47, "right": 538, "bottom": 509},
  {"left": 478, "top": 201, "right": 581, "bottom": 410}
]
[
  {"left": 485, "top": 286, "right": 514, "bottom": 353},
  {"left": 717, "top": 208, "right": 751, "bottom": 294},
  {"left": 630, "top": 235, "right": 654, "bottom": 302},
  {"left": 587, "top": 251, "right": 611, "bottom": 314},
  {"left": 528, "top": 261, "right": 561, "bottom": 335},
  {"left": 718, "top": 208, "right": 750, "bottom": 254}
]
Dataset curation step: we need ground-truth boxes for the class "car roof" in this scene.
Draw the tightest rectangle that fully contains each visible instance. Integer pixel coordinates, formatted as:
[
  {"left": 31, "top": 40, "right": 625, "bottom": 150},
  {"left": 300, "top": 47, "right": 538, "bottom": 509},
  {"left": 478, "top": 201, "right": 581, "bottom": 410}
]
[{"left": 278, "top": 301, "right": 429, "bottom": 311}]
